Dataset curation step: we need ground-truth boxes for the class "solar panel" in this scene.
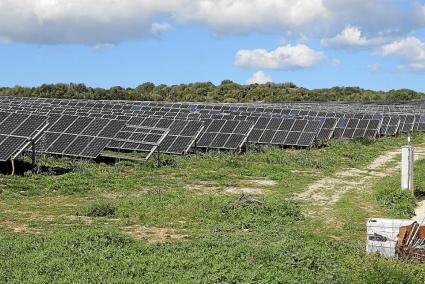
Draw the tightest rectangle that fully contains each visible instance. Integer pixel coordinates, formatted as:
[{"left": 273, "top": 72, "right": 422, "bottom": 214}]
[
  {"left": 34, "top": 115, "right": 131, "bottom": 159},
  {"left": 0, "top": 112, "right": 48, "bottom": 161},
  {"left": 111, "top": 117, "right": 203, "bottom": 155},
  {"left": 333, "top": 118, "right": 381, "bottom": 139},
  {"left": 249, "top": 117, "right": 283, "bottom": 144},
  {"left": 316, "top": 118, "right": 337, "bottom": 140},
  {"left": 286, "top": 119, "right": 321, "bottom": 147},
  {"left": 107, "top": 126, "right": 168, "bottom": 153},
  {"left": 197, "top": 119, "right": 254, "bottom": 151},
  {"left": 414, "top": 115, "right": 425, "bottom": 132},
  {"left": 399, "top": 115, "right": 415, "bottom": 133},
  {"left": 380, "top": 116, "right": 400, "bottom": 136},
  {"left": 248, "top": 117, "right": 320, "bottom": 147}
]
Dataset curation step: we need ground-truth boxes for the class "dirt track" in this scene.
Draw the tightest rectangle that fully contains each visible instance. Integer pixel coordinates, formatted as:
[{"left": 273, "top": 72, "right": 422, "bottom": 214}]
[{"left": 298, "top": 144, "right": 425, "bottom": 217}]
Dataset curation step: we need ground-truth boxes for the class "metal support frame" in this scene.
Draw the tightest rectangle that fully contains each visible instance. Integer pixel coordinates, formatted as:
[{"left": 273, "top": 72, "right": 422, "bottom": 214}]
[
  {"left": 185, "top": 124, "right": 204, "bottom": 155},
  {"left": 156, "top": 146, "right": 161, "bottom": 168},
  {"left": 144, "top": 128, "right": 169, "bottom": 161},
  {"left": 10, "top": 159, "right": 15, "bottom": 176},
  {"left": 11, "top": 122, "right": 50, "bottom": 161},
  {"left": 239, "top": 122, "right": 256, "bottom": 154},
  {"left": 193, "top": 139, "right": 197, "bottom": 154},
  {"left": 31, "top": 140, "right": 36, "bottom": 173},
  {"left": 374, "top": 118, "right": 384, "bottom": 138}
]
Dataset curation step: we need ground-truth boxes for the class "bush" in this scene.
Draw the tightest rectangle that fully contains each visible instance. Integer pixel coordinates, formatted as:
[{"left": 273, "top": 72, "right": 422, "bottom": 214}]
[{"left": 78, "top": 202, "right": 117, "bottom": 217}]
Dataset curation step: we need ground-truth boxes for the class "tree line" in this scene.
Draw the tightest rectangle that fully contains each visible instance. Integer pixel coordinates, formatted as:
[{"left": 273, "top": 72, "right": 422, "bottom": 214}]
[{"left": 0, "top": 81, "right": 423, "bottom": 102}]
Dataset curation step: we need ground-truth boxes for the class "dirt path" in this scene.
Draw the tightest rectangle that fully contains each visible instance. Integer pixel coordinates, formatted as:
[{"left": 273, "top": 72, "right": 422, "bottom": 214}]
[
  {"left": 413, "top": 199, "right": 425, "bottom": 222},
  {"left": 298, "top": 144, "right": 425, "bottom": 215}
]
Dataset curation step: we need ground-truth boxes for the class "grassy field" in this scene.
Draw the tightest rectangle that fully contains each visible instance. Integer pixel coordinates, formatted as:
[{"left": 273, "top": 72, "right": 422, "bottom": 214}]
[{"left": 1, "top": 135, "right": 425, "bottom": 283}]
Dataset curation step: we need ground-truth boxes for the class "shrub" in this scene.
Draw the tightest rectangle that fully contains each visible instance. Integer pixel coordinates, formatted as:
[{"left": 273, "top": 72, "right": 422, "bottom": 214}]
[{"left": 78, "top": 202, "right": 117, "bottom": 217}]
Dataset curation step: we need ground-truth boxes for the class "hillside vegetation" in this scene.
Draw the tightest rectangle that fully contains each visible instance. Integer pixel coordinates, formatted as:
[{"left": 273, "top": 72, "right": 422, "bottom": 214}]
[{"left": 1, "top": 82, "right": 424, "bottom": 102}]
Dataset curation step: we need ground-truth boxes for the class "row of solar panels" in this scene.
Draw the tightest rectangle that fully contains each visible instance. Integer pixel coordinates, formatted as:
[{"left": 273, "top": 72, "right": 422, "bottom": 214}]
[
  {"left": 0, "top": 97, "right": 423, "bottom": 134},
  {"left": 0, "top": 111, "right": 261, "bottom": 161},
  {"left": 1, "top": 95, "right": 423, "bottom": 132},
  {"left": 1, "top": 96, "right": 424, "bottom": 115},
  {"left": 0, "top": 97, "right": 424, "bottom": 134},
  {"left": 0, "top": 112, "right": 385, "bottom": 162},
  {"left": 0, "top": 98, "right": 423, "bottom": 118},
  {"left": 1, "top": 96, "right": 425, "bottom": 119},
  {"left": 0, "top": 95, "right": 423, "bottom": 162},
  {"left": 0, "top": 113, "right": 372, "bottom": 161}
]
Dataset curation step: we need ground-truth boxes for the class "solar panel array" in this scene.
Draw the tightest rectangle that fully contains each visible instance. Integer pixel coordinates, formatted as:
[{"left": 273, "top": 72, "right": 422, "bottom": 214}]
[{"left": 1, "top": 95, "right": 425, "bottom": 162}]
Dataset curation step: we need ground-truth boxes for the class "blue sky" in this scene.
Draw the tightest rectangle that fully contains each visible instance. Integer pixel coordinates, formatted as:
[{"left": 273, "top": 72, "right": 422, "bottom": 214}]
[{"left": 1, "top": 0, "right": 425, "bottom": 91}]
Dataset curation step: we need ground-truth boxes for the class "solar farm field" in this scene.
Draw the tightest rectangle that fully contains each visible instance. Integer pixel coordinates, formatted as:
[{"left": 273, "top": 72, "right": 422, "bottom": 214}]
[{"left": 1, "top": 97, "right": 425, "bottom": 282}]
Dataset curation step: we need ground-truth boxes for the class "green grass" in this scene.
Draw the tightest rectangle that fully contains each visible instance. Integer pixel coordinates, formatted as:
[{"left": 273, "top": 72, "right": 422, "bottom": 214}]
[
  {"left": 374, "top": 176, "right": 416, "bottom": 218},
  {"left": 1, "top": 134, "right": 425, "bottom": 283},
  {"left": 372, "top": 150, "right": 425, "bottom": 219}
]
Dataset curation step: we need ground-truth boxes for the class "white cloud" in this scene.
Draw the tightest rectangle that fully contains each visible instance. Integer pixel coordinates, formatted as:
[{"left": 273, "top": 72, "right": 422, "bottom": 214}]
[
  {"left": 246, "top": 71, "right": 273, "bottom": 85},
  {"left": 0, "top": 36, "right": 12, "bottom": 44},
  {"left": 331, "top": 58, "right": 341, "bottom": 66},
  {"left": 0, "top": 0, "right": 326, "bottom": 45},
  {"left": 322, "top": 0, "right": 424, "bottom": 38},
  {"left": 321, "top": 25, "right": 369, "bottom": 47},
  {"left": 151, "top": 22, "right": 172, "bottom": 36},
  {"left": 178, "top": 0, "right": 327, "bottom": 34},
  {"left": 378, "top": 37, "right": 425, "bottom": 71},
  {"left": 0, "top": 0, "right": 177, "bottom": 44},
  {"left": 185, "top": 1, "right": 424, "bottom": 39},
  {"left": 235, "top": 44, "right": 324, "bottom": 70},
  {"left": 0, "top": 0, "right": 424, "bottom": 45}
]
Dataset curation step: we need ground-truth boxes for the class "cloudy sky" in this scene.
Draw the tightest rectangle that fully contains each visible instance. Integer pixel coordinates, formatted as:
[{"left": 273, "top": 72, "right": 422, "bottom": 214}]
[{"left": 1, "top": 0, "right": 425, "bottom": 91}]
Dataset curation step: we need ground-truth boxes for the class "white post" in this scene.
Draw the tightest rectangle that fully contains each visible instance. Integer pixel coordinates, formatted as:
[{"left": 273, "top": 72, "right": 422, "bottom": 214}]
[{"left": 401, "top": 143, "right": 414, "bottom": 193}]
